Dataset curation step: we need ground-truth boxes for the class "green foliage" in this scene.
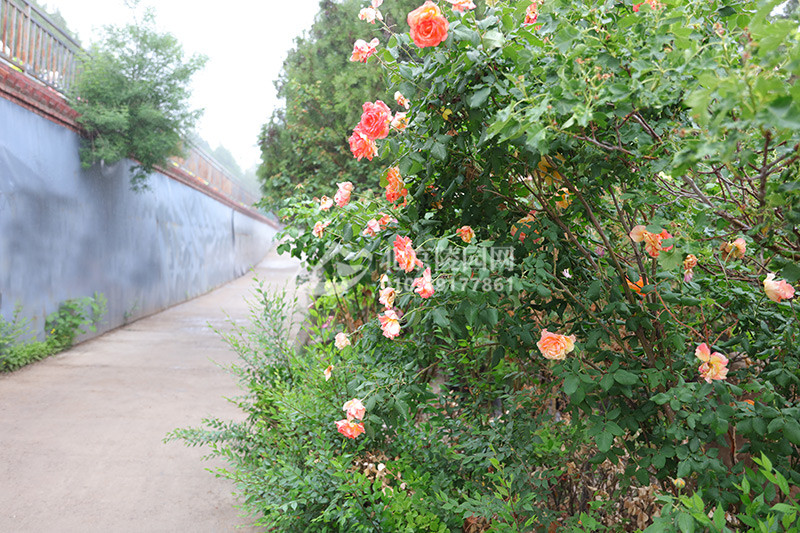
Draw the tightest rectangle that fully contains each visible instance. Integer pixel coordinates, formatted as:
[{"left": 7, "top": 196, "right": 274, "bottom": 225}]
[
  {"left": 257, "top": 0, "right": 419, "bottom": 210},
  {"left": 0, "top": 294, "right": 106, "bottom": 371},
  {"left": 189, "top": 0, "right": 800, "bottom": 529},
  {"left": 71, "top": 7, "right": 206, "bottom": 189},
  {"left": 647, "top": 453, "right": 800, "bottom": 532}
]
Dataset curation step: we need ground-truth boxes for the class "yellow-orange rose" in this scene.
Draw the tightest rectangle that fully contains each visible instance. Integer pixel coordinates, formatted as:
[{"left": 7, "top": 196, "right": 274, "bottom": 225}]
[
  {"left": 408, "top": 1, "right": 449, "bottom": 48},
  {"left": 537, "top": 329, "right": 576, "bottom": 360}
]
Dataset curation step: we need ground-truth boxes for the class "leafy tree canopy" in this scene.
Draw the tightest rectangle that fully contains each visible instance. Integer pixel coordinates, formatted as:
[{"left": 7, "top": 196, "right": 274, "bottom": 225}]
[
  {"left": 71, "top": 7, "right": 206, "bottom": 189},
  {"left": 257, "top": 0, "right": 419, "bottom": 210}
]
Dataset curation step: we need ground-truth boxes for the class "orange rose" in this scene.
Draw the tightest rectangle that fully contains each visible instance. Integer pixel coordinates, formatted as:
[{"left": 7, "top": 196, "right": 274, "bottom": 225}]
[
  {"left": 537, "top": 329, "right": 576, "bottom": 361},
  {"left": 408, "top": 1, "right": 449, "bottom": 48}
]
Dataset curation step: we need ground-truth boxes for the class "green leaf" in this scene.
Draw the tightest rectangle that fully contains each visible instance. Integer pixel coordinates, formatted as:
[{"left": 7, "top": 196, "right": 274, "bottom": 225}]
[
  {"left": 563, "top": 375, "right": 580, "bottom": 396},
  {"left": 657, "top": 249, "right": 683, "bottom": 271},
  {"left": 483, "top": 30, "right": 505, "bottom": 49},
  {"left": 469, "top": 87, "right": 492, "bottom": 108},
  {"left": 596, "top": 432, "right": 613, "bottom": 453},
  {"left": 614, "top": 369, "right": 638, "bottom": 386},
  {"left": 431, "top": 142, "right": 447, "bottom": 161},
  {"left": 784, "top": 419, "right": 800, "bottom": 445},
  {"left": 430, "top": 308, "right": 449, "bottom": 328}
]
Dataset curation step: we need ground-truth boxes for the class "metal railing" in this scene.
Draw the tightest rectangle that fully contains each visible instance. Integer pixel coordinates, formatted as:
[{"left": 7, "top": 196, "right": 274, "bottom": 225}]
[
  {"left": 169, "top": 144, "right": 262, "bottom": 210},
  {"left": 0, "top": 0, "right": 84, "bottom": 94}
]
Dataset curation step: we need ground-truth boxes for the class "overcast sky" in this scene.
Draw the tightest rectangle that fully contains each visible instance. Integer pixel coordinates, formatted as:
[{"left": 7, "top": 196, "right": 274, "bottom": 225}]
[{"left": 49, "top": 0, "right": 322, "bottom": 171}]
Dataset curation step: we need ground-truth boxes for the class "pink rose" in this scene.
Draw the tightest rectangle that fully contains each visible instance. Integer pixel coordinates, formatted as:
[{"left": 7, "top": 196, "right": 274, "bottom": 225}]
[
  {"left": 524, "top": 2, "right": 539, "bottom": 24},
  {"left": 446, "top": 0, "right": 476, "bottom": 12},
  {"left": 391, "top": 112, "right": 408, "bottom": 132},
  {"left": 319, "top": 196, "right": 333, "bottom": 211},
  {"left": 385, "top": 167, "right": 408, "bottom": 205},
  {"left": 312, "top": 220, "right": 331, "bottom": 238},
  {"left": 683, "top": 254, "right": 698, "bottom": 283},
  {"left": 393, "top": 235, "right": 423, "bottom": 273},
  {"left": 348, "top": 127, "right": 378, "bottom": 161},
  {"left": 721, "top": 237, "right": 746, "bottom": 260},
  {"left": 379, "top": 286, "right": 396, "bottom": 308},
  {"left": 695, "top": 343, "right": 729, "bottom": 383},
  {"left": 456, "top": 225, "right": 475, "bottom": 243},
  {"left": 362, "top": 219, "right": 381, "bottom": 237},
  {"left": 343, "top": 398, "right": 366, "bottom": 421},
  {"left": 412, "top": 267, "right": 435, "bottom": 298},
  {"left": 764, "top": 273, "right": 796, "bottom": 303},
  {"left": 335, "top": 418, "right": 365, "bottom": 439},
  {"left": 394, "top": 91, "right": 410, "bottom": 109},
  {"left": 407, "top": 1, "right": 449, "bottom": 48},
  {"left": 335, "top": 332, "right": 350, "bottom": 349},
  {"left": 357, "top": 100, "right": 392, "bottom": 140},
  {"left": 334, "top": 181, "right": 353, "bottom": 207},
  {"left": 379, "top": 309, "right": 401, "bottom": 339},
  {"left": 350, "top": 38, "right": 380, "bottom": 62},
  {"left": 378, "top": 213, "right": 397, "bottom": 228},
  {"left": 537, "top": 329, "right": 576, "bottom": 361}
]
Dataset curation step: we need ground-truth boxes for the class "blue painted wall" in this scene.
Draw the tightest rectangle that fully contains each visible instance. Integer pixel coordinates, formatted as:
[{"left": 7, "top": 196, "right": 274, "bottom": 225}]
[{"left": 0, "top": 96, "right": 276, "bottom": 339}]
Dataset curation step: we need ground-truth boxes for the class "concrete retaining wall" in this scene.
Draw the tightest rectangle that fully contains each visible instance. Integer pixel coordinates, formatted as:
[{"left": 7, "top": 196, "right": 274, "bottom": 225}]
[{"left": 0, "top": 95, "right": 277, "bottom": 340}]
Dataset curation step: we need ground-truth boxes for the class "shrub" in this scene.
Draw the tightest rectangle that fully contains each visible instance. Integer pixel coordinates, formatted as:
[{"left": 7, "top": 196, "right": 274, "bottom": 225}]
[
  {"left": 71, "top": 7, "right": 206, "bottom": 189},
  {"left": 182, "top": 0, "right": 800, "bottom": 529},
  {"left": 0, "top": 295, "right": 106, "bottom": 372}
]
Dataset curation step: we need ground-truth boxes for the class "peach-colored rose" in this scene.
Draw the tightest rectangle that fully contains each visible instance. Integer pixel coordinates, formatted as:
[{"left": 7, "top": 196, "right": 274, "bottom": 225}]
[
  {"left": 335, "top": 418, "right": 365, "bottom": 439},
  {"left": 456, "top": 225, "right": 475, "bottom": 243},
  {"left": 511, "top": 214, "right": 537, "bottom": 243},
  {"left": 394, "top": 235, "right": 423, "bottom": 272},
  {"left": 362, "top": 218, "right": 381, "bottom": 237},
  {"left": 358, "top": 6, "right": 382, "bottom": 23},
  {"left": 721, "top": 237, "right": 746, "bottom": 260},
  {"left": 350, "top": 38, "right": 379, "bottom": 62},
  {"left": 412, "top": 267, "right": 435, "bottom": 298},
  {"left": 446, "top": 0, "right": 476, "bottom": 12},
  {"left": 334, "top": 181, "right": 354, "bottom": 207},
  {"left": 319, "top": 196, "right": 333, "bottom": 211},
  {"left": 634, "top": 0, "right": 664, "bottom": 11},
  {"left": 695, "top": 343, "right": 728, "bottom": 383},
  {"left": 379, "top": 309, "right": 402, "bottom": 339},
  {"left": 554, "top": 187, "right": 571, "bottom": 209},
  {"left": 407, "top": 1, "right": 449, "bottom": 48},
  {"left": 379, "top": 286, "right": 396, "bottom": 308},
  {"left": 683, "top": 254, "right": 698, "bottom": 282},
  {"left": 391, "top": 112, "right": 408, "bottom": 132},
  {"left": 631, "top": 225, "right": 672, "bottom": 258},
  {"left": 335, "top": 332, "right": 350, "bottom": 349},
  {"left": 324, "top": 365, "right": 333, "bottom": 381},
  {"left": 358, "top": 100, "right": 392, "bottom": 140},
  {"left": 626, "top": 276, "right": 644, "bottom": 296},
  {"left": 343, "top": 398, "right": 366, "bottom": 420},
  {"left": 378, "top": 213, "right": 397, "bottom": 228},
  {"left": 394, "top": 91, "right": 410, "bottom": 109},
  {"left": 764, "top": 273, "right": 796, "bottom": 303},
  {"left": 629, "top": 225, "right": 647, "bottom": 243},
  {"left": 385, "top": 167, "right": 408, "bottom": 204},
  {"left": 537, "top": 329, "right": 576, "bottom": 360},
  {"left": 312, "top": 220, "right": 331, "bottom": 238},
  {"left": 349, "top": 127, "right": 378, "bottom": 161},
  {"left": 524, "top": 2, "right": 539, "bottom": 24}
]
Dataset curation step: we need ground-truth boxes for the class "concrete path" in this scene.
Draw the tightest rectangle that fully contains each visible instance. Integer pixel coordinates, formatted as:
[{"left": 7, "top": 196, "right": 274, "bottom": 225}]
[{"left": 0, "top": 248, "right": 300, "bottom": 533}]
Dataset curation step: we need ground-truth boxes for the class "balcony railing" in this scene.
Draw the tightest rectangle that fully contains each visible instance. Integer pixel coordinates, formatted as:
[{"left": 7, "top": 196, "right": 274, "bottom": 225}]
[{"left": 0, "top": 0, "right": 84, "bottom": 94}]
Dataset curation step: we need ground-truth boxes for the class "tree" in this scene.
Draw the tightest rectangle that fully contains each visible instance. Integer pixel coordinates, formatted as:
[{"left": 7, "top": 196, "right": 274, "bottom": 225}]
[
  {"left": 71, "top": 7, "right": 206, "bottom": 189},
  {"left": 257, "top": 0, "right": 419, "bottom": 210}
]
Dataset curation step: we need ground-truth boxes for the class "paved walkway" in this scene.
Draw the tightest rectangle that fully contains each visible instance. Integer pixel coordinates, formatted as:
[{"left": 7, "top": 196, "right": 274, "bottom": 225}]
[{"left": 0, "top": 248, "right": 300, "bottom": 532}]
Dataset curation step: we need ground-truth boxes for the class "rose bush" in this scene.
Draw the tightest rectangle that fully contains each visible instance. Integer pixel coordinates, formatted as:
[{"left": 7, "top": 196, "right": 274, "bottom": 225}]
[{"left": 182, "top": 0, "right": 800, "bottom": 530}]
